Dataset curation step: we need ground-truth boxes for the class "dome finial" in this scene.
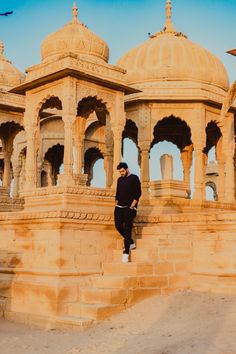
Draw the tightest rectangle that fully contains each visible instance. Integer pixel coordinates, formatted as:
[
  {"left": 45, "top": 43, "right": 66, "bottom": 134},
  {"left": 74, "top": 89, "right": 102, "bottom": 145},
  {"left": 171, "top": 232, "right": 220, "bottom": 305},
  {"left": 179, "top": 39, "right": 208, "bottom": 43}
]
[
  {"left": 72, "top": 1, "right": 79, "bottom": 23},
  {"left": 164, "top": 0, "right": 176, "bottom": 33}
]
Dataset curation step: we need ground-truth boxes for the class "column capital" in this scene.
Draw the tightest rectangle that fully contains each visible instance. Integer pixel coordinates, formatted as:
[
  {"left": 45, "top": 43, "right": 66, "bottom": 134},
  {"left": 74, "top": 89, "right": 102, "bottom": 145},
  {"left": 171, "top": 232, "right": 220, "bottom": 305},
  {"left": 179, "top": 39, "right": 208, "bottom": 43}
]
[{"left": 139, "top": 141, "right": 150, "bottom": 151}]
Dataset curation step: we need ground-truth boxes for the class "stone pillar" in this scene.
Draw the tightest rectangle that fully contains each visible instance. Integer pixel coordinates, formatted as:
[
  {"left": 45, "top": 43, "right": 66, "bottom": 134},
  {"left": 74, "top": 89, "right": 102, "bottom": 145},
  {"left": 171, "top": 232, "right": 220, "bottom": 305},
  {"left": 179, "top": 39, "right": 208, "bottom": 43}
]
[
  {"left": 61, "top": 115, "right": 75, "bottom": 185},
  {"left": 24, "top": 123, "right": 38, "bottom": 190},
  {"left": 2, "top": 150, "right": 12, "bottom": 189},
  {"left": 140, "top": 142, "right": 150, "bottom": 198},
  {"left": 192, "top": 107, "right": 206, "bottom": 202},
  {"left": 104, "top": 114, "right": 114, "bottom": 188},
  {"left": 110, "top": 105, "right": 126, "bottom": 188},
  {"left": 160, "top": 154, "right": 173, "bottom": 180},
  {"left": 222, "top": 116, "right": 235, "bottom": 203},
  {"left": 224, "top": 144, "right": 235, "bottom": 203},
  {"left": 193, "top": 143, "right": 206, "bottom": 201},
  {"left": 104, "top": 153, "right": 113, "bottom": 188},
  {"left": 12, "top": 166, "right": 21, "bottom": 198},
  {"left": 74, "top": 116, "right": 86, "bottom": 175},
  {"left": 181, "top": 145, "right": 193, "bottom": 195},
  {"left": 216, "top": 139, "right": 225, "bottom": 201},
  {"left": 111, "top": 124, "right": 123, "bottom": 188}
]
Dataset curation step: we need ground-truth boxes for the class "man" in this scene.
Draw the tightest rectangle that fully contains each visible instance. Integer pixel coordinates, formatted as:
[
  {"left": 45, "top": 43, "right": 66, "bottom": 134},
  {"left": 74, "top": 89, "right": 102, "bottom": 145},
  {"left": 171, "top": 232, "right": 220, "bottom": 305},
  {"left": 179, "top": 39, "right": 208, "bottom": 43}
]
[{"left": 115, "top": 162, "right": 141, "bottom": 263}]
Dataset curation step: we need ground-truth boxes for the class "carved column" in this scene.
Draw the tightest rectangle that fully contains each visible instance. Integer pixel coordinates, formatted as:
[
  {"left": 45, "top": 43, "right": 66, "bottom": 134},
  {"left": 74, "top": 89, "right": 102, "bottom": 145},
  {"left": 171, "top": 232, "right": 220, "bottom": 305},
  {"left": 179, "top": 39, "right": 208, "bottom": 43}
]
[
  {"left": 192, "top": 107, "right": 206, "bottom": 202},
  {"left": 181, "top": 145, "right": 193, "bottom": 196},
  {"left": 110, "top": 94, "right": 126, "bottom": 188},
  {"left": 104, "top": 114, "right": 114, "bottom": 188},
  {"left": 12, "top": 166, "right": 21, "bottom": 198},
  {"left": 223, "top": 116, "right": 235, "bottom": 203},
  {"left": 74, "top": 116, "right": 86, "bottom": 175},
  {"left": 61, "top": 115, "right": 75, "bottom": 185},
  {"left": 24, "top": 123, "right": 38, "bottom": 190},
  {"left": 139, "top": 141, "right": 150, "bottom": 198},
  {"left": 193, "top": 143, "right": 206, "bottom": 201},
  {"left": 59, "top": 77, "right": 77, "bottom": 186},
  {"left": 216, "top": 138, "right": 225, "bottom": 201},
  {"left": 2, "top": 149, "right": 12, "bottom": 189},
  {"left": 111, "top": 124, "right": 123, "bottom": 187}
]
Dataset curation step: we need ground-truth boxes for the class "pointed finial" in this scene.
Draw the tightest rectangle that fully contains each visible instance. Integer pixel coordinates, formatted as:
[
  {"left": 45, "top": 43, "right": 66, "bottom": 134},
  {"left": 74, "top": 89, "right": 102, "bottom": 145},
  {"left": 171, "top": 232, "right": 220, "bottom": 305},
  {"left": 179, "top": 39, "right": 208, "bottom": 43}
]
[
  {"left": 72, "top": 1, "right": 79, "bottom": 23},
  {"left": 164, "top": 0, "right": 176, "bottom": 32}
]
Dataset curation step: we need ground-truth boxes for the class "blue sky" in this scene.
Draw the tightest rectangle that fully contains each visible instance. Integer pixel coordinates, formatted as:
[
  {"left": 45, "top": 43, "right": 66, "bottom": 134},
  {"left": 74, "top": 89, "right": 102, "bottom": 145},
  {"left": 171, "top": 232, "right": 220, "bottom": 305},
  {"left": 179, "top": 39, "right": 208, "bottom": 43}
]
[
  {"left": 0, "top": 0, "right": 236, "bottom": 82},
  {"left": 1, "top": 0, "right": 235, "bottom": 195}
]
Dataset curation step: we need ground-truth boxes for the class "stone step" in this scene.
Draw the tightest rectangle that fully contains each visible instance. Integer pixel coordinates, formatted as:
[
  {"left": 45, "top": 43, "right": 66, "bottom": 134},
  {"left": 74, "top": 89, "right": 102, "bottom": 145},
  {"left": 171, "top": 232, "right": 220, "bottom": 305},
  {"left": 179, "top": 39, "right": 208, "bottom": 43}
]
[
  {"left": 81, "top": 303, "right": 125, "bottom": 320},
  {"left": 91, "top": 275, "right": 139, "bottom": 289},
  {"left": 54, "top": 315, "right": 94, "bottom": 331},
  {"left": 127, "top": 287, "right": 162, "bottom": 305},
  {"left": 80, "top": 288, "right": 127, "bottom": 305},
  {"left": 102, "top": 262, "right": 153, "bottom": 276},
  {"left": 136, "top": 238, "right": 160, "bottom": 248},
  {"left": 68, "top": 302, "right": 125, "bottom": 320},
  {"left": 91, "top": 274, "right": 168, "bottom": 289},
  {"left": 113, "top": 249, "right": 158, "bottom": 262},
  {"left": 135, "top": 226, "right": 161, "bottom": 235}
]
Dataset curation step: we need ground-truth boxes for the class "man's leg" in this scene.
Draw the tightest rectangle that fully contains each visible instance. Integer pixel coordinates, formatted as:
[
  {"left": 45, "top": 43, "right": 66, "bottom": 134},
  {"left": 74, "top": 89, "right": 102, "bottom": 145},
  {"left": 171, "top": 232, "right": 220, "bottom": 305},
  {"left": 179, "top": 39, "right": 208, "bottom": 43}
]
[
  {"left": 123, "top": 208, "right": 136, "bottom": 254},
  {"left": 114, "top": 207, "right": 125, "bottom": 238}
]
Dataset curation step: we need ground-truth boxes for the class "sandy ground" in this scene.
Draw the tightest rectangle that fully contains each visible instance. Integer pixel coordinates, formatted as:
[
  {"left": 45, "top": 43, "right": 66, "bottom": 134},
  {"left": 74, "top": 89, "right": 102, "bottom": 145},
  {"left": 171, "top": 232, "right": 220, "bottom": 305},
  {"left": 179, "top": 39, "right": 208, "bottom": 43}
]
[{"left": 1, "top": 291, "right": 236, "bottom": 354}]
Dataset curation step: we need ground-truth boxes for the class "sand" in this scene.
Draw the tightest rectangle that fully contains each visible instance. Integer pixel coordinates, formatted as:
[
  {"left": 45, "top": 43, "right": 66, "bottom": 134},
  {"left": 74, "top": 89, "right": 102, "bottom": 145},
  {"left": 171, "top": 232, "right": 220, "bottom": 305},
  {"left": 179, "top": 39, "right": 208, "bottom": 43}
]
[{"left": 1, "top": 291, "right": 236, "bottom": 354}]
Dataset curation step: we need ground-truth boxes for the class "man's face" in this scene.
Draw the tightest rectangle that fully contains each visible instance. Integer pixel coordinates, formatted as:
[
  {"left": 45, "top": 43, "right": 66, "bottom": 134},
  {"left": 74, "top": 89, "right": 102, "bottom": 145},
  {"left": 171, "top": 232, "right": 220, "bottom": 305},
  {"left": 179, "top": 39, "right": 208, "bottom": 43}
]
[{"left": 119, "top": 168, "right": 128, "bottom": 177}]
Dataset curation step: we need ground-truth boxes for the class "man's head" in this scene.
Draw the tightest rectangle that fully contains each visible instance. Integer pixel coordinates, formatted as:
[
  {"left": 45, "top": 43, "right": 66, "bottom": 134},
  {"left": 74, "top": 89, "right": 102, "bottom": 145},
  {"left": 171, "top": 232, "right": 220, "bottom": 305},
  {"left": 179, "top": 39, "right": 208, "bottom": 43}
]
[{"left": 117, "top": 162, "right": 129, "bottom": 177}]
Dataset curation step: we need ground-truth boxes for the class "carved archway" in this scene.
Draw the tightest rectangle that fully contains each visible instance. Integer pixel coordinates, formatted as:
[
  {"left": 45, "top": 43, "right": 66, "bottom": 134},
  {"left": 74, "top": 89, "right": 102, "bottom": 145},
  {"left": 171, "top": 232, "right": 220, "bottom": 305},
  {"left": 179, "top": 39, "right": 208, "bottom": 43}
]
[
  {"left": 84, "top": 147, "right": 104, "bottom": 186},
  {"left": 44, "top": 144, "right": 64, "bottom": 186},
  {"left": 206, "top": 181, "right": 218, "bottom": 201}
]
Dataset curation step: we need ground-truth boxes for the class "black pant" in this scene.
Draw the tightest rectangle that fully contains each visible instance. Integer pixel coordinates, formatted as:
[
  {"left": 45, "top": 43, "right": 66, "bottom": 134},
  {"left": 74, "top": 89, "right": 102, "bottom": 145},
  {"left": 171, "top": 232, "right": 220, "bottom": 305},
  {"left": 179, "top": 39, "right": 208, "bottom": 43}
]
[{"left": 114, "top": 207, "right": 136, "bottom": 254}]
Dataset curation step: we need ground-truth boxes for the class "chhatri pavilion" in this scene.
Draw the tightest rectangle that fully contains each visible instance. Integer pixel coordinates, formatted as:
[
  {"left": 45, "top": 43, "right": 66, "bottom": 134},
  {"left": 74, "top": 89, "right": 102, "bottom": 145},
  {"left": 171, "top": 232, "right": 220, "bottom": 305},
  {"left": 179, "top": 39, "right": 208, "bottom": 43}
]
[{"left": 0, "top": 0, "right": 236, "bottom": 329}]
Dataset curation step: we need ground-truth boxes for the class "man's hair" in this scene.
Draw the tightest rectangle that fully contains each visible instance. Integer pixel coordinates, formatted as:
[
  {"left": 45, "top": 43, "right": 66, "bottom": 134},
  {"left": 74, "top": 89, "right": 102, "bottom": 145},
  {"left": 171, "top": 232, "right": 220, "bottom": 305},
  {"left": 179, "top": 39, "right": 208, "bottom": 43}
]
[{"left": 117, "top": 162, "right": 128, "bottom": 170}]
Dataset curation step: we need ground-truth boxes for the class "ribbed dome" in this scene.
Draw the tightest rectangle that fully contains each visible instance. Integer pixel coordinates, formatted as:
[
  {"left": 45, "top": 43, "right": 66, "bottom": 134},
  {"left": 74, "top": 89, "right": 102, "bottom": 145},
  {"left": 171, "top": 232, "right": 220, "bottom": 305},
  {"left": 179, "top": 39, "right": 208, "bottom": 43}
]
[
  {"left": 117, "top": 33, "right": 229, "bottom": 91},
  {"left": 117, "top": 0, "right": 229, "bottom": 92},
  {"left": 0, "top": 41, "right": 25, "bottom": 90},
  {"left": 41, "top": 3, "right": 109, "bottom": 63}
]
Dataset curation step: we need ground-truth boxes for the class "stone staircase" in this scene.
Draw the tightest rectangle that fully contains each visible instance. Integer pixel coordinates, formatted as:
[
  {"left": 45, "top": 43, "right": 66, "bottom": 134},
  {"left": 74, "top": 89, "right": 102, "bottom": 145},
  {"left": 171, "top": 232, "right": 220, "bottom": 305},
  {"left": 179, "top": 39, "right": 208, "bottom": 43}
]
[{"left": 64, "top": 230, "right": 171, "bottom": 328}]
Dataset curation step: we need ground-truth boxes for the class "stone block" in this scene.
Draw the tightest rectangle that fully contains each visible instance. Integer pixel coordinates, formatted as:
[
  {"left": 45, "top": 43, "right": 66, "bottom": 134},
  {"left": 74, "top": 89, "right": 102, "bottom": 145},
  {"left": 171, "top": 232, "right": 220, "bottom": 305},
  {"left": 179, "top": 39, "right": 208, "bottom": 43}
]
[{"left": 154, "top": 262, "right": 174, "bottom": 274}]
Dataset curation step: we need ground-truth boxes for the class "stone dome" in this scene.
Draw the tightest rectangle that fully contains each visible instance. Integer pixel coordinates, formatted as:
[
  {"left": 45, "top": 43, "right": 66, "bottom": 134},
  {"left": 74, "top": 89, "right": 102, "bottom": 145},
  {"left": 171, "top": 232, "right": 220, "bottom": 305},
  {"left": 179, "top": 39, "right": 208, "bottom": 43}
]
[
  {"left": 41, "top": 3, "right": 109, "bottom": 64},
  {"left": 117, "top": 4, "right": 229, "bottom": 92},
  {"left": 0, "top": 41, "right": 25, "bottom": 90}
]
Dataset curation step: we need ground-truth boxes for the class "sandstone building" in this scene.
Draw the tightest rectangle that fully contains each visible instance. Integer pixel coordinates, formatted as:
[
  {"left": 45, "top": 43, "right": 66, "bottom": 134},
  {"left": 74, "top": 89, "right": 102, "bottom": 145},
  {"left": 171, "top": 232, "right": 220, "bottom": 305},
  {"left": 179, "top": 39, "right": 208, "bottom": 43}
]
[{"left": 0, "top": 1, "right": 236, "bottom": 329}]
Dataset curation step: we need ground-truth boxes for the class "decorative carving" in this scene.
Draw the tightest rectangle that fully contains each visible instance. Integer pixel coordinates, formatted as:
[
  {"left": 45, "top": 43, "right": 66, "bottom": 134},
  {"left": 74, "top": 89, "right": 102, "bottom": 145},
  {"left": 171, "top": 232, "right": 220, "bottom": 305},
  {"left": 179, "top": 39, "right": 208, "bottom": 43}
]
[
  {"left": 26, "top": 56, "right": 125, "bottom": 86},
  {"left": 77, "top": 83, "right": 115, "bottom": 112}
]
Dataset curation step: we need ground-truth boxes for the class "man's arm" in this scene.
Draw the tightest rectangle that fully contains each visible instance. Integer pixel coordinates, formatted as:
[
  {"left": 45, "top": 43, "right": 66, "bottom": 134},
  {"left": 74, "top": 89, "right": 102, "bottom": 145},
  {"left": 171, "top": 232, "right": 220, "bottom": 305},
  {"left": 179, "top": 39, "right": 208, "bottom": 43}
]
[{"left": 130, "top": 176, "right": 141, "bottom": 208}]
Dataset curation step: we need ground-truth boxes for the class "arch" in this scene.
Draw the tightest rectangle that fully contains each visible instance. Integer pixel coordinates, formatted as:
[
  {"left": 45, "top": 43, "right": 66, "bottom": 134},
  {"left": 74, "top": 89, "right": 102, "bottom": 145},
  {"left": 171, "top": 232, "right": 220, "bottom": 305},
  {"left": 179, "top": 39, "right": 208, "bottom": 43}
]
[
  {"left": 84, "top": 147, "right": 104, "bottom": 186},
  {"left": 150, "top": 141, "right": 184, "bottom": 181},
  {"left": 36, "top": 95, "right": 63, "bottom": 120},
  {"left": 204, "top": 121, "right": 222, "bottom": 155},
  {"left": 151, "top": 115, "right": 192, "bottom": 151},
  {"left": 0, "top": 121, "right": 24, "bottom": 141},
  {"left": 77, "top": 96, "right": 108, "bottom": 125},
  {"left": 206, "top": 181, "right": 218, "bottom": 201},
  {"left": 44, "top": 144, "right": 64, "bottom": 186},
  {"left": 122, "top": 138, "right": 140, "bottom": 176}
]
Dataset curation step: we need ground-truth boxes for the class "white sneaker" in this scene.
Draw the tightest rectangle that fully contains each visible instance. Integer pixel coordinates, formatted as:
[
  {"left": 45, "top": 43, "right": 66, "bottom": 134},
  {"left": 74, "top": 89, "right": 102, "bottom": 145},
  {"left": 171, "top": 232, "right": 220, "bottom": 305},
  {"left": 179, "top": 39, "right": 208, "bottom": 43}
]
[
  {"left": 130, "top": 242, "right": 136, "bottom": 250},
  {"left": 122, "top": 253, "right": 129, "bottom": 263},
  {"left": 122, "top": 243, "right": 136, "bottom": 252}
]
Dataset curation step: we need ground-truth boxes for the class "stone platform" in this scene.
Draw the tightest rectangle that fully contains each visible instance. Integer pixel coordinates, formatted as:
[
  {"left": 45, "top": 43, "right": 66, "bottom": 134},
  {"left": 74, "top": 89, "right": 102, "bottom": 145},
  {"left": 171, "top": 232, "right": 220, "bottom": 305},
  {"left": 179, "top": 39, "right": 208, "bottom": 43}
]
[{"left": 1, "top": 187, "right": 236, "bottom": 330}]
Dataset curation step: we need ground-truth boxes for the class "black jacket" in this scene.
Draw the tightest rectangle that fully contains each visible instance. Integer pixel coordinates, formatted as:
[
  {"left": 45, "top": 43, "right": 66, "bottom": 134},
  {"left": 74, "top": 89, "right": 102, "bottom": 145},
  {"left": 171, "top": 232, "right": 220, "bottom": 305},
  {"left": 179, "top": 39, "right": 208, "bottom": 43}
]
[{"left": 115, "top": 174, "right": 141, "bottom": 207}]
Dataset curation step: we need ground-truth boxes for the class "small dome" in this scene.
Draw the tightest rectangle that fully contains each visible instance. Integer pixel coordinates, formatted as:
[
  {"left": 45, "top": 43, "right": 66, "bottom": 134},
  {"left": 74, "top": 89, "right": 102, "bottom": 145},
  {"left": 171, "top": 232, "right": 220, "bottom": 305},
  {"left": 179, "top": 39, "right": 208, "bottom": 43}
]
[
  {"left": 0, "top": 41, "right": 25, "bottom": 90},
  {"left": 41, "top": 2, "right": 109, "bottom": 63},
  {"left": 117, "top": 1, "right": 229, "bottom": 92}
]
